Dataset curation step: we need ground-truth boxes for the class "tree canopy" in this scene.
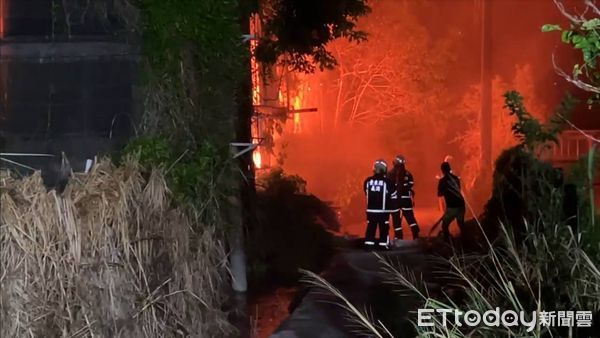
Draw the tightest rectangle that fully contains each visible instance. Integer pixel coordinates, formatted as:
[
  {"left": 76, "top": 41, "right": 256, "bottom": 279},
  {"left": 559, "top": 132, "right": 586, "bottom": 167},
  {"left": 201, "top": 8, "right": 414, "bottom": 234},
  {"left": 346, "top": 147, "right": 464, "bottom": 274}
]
[{"left": 254, "top": 0, "right": 371, "bottom": 72}]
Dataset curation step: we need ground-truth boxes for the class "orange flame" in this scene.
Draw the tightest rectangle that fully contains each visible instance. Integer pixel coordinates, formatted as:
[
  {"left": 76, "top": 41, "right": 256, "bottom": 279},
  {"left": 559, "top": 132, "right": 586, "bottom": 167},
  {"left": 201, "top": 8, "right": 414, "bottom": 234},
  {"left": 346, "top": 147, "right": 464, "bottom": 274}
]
[
  {"left": 249, "top": 14, "right": 263, "bottom": 170},
  {"left": 249, "top": 15, "right": 261, "bottom": 106},
  {"left": 0, "top": 0, "right": 5, "bottom": 39},
  {"left": 292, "top": 95, "right": 302, "bottom": 133},
  {"left": 253, "top": 150, "right": 262, "bottom": 169}
]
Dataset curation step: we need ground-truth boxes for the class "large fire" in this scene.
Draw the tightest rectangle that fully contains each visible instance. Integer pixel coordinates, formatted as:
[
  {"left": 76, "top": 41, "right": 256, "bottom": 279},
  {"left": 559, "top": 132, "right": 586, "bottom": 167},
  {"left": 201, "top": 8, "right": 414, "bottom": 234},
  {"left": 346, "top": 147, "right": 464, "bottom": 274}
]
[{"left": 249, "top": 0, "right": 585, "bottom": 230}]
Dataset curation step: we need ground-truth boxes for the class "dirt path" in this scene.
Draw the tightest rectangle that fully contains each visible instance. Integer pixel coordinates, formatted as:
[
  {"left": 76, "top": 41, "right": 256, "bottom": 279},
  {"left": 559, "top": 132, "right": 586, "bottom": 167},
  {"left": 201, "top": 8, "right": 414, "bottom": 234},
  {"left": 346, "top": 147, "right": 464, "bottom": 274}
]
[{"left": 341, "top": 206, "right": 462, "bottom": 238}]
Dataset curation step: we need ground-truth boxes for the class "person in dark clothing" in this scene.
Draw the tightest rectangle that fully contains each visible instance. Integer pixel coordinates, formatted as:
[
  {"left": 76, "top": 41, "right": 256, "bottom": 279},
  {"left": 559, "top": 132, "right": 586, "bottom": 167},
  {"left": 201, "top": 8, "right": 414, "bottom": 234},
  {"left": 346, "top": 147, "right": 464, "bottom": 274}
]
[
  {"left": 389, "top": 155, "right": 420, "bottom": 240},
  {"left": 437, "top": 161, "right": 466, "bottom": 241},
  {"left": 363, "top": 159, "right": 396, "bottom": 250}
]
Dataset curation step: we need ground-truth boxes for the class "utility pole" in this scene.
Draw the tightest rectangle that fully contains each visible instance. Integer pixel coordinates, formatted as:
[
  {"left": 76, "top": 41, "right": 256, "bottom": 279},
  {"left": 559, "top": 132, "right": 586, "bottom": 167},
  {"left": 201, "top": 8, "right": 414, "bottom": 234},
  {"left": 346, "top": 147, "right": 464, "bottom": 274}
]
[
  {"left": 480, "top": 0, "right": 493, "bottom": 174},
  {"left": 226, "top": 2, "right": 255, "bottom": 337},
  {"left": 232, "top": 5, "right": 252, "bottom": 295}
]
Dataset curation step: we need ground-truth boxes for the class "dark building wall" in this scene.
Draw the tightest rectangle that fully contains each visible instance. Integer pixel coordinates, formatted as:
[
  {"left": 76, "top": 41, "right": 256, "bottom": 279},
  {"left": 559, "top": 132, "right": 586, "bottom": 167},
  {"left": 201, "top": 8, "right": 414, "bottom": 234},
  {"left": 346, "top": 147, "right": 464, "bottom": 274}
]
[
  {"left": 2, "top": 0, "right": 132, "bottom": 38},
  {"left": 2, "top": 0, "right": 52, "bottom": 37},
  {"left": 1, "top": 0, "right": 140, "bottom": 181}
]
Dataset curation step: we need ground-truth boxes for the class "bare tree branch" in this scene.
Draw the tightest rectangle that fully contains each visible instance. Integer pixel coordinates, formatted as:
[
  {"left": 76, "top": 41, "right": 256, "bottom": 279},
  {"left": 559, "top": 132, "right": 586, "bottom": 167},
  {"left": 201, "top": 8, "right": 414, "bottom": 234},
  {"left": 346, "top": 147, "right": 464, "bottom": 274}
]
[
  {"left": 557, "top": 113, "right": 600, "bottom": 143},
  {"left": 585, "top": 0, "right": 600, "bottom": 16},
  {"left": 553, "top": 0, "right": 585, "bottom": 23},
  {"left": 552, "top": 54, "right": 600, "bottom": 93}
]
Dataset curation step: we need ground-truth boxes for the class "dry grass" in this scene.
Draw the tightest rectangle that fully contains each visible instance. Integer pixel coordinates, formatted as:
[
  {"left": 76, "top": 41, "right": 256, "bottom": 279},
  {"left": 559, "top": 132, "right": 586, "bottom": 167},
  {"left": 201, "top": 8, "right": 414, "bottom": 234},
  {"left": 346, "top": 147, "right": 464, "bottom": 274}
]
[{"left": 0, "top": 159, "right": 235, "bottom": 337}]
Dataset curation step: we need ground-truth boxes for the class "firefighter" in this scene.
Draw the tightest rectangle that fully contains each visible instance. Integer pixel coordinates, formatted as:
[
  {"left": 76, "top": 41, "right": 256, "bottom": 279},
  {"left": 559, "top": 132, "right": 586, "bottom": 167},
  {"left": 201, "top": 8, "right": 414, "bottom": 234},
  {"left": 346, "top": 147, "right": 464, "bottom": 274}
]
[
  {"left": 363, "top": 159, "right": 395, "bottom": 250},
  {"left": 437, "top": 161, "right": 466, "bottom": 241},
  {"left": 389, "top": 155, "right": 420, "bottom": 240}
]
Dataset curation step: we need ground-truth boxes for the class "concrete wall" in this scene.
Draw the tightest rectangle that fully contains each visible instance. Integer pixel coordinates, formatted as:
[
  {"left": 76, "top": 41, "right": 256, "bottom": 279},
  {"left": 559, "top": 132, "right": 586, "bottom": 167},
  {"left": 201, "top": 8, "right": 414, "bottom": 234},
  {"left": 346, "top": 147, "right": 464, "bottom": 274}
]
[{"left": 1, "top": 0, "right": 140, "bottom": 185}]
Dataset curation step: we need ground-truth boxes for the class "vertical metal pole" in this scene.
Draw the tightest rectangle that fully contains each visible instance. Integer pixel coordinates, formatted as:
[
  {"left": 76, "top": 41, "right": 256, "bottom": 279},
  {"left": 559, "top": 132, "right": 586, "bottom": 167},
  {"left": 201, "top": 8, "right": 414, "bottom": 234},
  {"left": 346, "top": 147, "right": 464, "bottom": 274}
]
[{"left": 480, "top": 0, "right": 493, "bottom": 172}]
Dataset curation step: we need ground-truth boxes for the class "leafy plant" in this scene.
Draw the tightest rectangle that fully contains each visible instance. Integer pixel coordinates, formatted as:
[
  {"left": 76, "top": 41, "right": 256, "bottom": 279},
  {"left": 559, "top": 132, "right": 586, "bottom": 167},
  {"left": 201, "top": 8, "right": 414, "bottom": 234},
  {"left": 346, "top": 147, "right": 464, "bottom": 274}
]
[
  {"left": 504, "top": 90, "right": 574, "bottom": 152},
  {"left": 122, "top": 136, "right": 174, "bottom": 168},
  {"left": 543, "top": 1, "right": 600, "bottom": 105},
  {"left": 121, "top": 136, "right": 232, "bottom": 223},
  {"left": 248, "top": 168, "right": 339, "bottom": 291},
  {"left": 137, "top": 0, "right": 244, "bottom": 147}
]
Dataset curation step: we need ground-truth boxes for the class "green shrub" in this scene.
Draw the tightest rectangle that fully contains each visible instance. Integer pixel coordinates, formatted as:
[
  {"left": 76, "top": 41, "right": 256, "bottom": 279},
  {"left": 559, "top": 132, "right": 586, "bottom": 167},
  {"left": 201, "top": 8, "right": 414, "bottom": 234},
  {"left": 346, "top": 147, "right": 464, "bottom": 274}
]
[
  {"left": 248, "top": 168, "right": 339, "bottom": 291},
  {"left": 120, "top": 136, "right": 232, "bottom": 223},
  {"left": 479, "top": 146, "right": 563, "bottom": 242}
]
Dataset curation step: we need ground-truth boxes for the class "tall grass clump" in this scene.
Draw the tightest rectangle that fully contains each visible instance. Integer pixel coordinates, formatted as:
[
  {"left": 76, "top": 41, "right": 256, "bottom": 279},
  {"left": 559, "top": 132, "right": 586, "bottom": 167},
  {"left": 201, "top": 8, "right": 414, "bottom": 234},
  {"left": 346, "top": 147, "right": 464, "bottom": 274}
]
[
  {"left": 0, "top": 158, "right": 235, "bottom": 337},
  {"left": 381, "top": 219, "right": 600, "bottom": 337}
]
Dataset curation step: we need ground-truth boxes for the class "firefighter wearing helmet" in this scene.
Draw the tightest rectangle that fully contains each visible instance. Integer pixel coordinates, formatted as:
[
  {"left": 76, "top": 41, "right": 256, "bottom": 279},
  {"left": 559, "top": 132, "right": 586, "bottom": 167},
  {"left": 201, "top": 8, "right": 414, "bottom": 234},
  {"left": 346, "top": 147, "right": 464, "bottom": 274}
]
[
  {"left": 363, "top": 159, "right": 396, "bottom": 249},
  {"left": 389, "top": 155, "right": 420, "bottom": 240}
]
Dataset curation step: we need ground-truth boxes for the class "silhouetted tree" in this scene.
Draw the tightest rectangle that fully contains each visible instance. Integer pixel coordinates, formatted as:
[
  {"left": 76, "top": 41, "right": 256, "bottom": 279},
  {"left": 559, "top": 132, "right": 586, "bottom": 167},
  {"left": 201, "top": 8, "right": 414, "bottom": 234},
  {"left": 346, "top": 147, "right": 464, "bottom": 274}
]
[{"left": 254, "top": 0, "right": 371, "bottom": 72}]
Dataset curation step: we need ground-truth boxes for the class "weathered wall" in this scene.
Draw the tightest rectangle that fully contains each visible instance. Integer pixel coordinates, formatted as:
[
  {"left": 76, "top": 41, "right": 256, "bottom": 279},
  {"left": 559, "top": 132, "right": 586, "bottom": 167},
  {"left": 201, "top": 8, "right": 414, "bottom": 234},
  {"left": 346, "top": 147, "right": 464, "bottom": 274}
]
[{"left": 1, "top": 0, "right": 139, "bottom": 185}]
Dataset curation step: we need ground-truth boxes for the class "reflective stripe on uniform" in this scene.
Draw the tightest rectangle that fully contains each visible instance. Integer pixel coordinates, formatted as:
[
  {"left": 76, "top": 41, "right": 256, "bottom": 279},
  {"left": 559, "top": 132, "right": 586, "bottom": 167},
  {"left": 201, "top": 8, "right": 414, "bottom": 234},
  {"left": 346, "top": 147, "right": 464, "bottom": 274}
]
[
  {"left": 395, "top": 227, "right": 402, "bottom": 231},
  {"left": 409, "top": 223, "right": 418, "bottom": 227},
  {"left": 367, "top": 209, "right": 388, "bottom": 213},
  {"left": 378, "top": 236, "right": 389, "bottom": 246},
  {"left": 382, "top": 184, "right": 387, "bottom": 210},
  {"left": 365, "top": 241, "right": 375, "bottom": 245},
  {"left": 401, "top": 208, "right": 413, "bottom": 211}
]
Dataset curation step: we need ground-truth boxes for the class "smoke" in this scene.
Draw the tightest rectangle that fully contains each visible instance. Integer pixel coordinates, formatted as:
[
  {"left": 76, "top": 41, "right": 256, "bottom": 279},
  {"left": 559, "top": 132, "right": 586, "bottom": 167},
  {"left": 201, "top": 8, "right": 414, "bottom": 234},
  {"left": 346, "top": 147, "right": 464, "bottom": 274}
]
[{"left": 276, "top": 0, "right": 588, "bottom": 225}]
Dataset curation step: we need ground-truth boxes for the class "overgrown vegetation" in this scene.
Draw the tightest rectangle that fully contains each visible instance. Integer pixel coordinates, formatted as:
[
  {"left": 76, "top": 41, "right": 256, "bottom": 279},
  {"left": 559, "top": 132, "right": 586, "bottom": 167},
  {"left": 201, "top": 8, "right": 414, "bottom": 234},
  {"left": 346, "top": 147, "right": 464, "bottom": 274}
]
[
  {"left": 137, "top": 0, "right": 244, "bottom": 147},
  {"left": 248, "top": 168, "right": 339, "bottom": 291},
  {"left": 478, "top": 91, "right": 576, "bottom": 242},
  {"left": 120, "top": 137, "right": 231, "bottom": 223},
  {"left": 0, "top": 160, "right": 234, "bottom": 337}
]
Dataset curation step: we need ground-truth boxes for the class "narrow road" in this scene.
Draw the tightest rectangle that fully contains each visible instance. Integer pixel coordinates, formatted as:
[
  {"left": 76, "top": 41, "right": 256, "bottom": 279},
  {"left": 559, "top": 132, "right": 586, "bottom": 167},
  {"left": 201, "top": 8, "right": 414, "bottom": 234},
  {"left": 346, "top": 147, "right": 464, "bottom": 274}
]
[{"left": 270, "top": 240, "right": 443, "bottom": 338}]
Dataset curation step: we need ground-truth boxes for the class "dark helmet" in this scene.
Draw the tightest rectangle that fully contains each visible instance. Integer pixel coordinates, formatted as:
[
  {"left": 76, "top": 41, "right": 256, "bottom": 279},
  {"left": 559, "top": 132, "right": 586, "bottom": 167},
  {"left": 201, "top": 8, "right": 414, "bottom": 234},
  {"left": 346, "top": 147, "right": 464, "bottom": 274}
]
[
  {"left": 394, "top": 155, "right": 406, "bottom": 165},
  {"left": 374, "top": 159, "right": 388, "bottom": 174},
  {"left": 441, "top": 161, "right": 451, "bottom": 174}
]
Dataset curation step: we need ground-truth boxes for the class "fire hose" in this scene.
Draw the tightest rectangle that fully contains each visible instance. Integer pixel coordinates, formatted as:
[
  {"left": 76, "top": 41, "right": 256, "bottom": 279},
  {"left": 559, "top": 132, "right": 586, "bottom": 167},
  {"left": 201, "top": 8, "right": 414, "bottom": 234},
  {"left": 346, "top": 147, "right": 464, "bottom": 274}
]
[{"left": 428, "top": 215, "right": 444, "bottom": 237}]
